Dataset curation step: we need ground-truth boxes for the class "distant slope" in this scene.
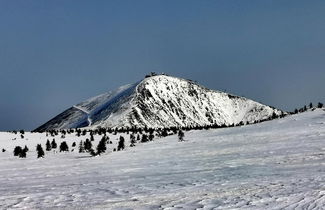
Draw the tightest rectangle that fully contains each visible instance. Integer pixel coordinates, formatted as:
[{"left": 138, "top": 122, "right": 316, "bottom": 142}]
[{"left": 35, "top": 75, "right": 284, "bottom": 131}]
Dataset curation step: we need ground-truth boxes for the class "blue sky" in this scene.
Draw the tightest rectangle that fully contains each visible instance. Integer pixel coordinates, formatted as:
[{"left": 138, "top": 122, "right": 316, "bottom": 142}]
[{"left": 0, "top": 0, "right": 324, "bottom": 130}]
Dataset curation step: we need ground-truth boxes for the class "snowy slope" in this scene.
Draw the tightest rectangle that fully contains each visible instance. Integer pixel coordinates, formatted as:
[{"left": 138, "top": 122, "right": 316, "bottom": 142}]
[
  {"left": 1, "top": 109, "right": 325, "bottom": 209},
  {"left": 36, "top": 75, "right": 283, "bottom": 132}
]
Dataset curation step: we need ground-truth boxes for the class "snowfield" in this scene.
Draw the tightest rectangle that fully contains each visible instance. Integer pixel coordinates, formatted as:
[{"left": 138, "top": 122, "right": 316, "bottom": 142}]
[{"left": 1, "top": 109, "right": 325, "bottom": 209}]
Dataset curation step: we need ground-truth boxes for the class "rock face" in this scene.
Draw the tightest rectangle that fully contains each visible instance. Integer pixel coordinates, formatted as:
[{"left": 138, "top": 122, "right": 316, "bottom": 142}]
[{"left": 35, "top": 75, "right": 283, "bottom": 131}]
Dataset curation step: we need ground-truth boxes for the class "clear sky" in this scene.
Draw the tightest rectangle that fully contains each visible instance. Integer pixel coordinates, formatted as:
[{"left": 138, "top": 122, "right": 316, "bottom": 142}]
[{"left": 0, "top": 0, "right": 324, "bottom": 131}]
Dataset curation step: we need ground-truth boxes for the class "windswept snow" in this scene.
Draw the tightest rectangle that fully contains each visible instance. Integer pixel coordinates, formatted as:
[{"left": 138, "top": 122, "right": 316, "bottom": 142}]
[
  {"left": 35, "top": 75, "right": 283, "bottom": 131},
  {"left": 1, "top": 109, "right": 325, "bottom": 209}
]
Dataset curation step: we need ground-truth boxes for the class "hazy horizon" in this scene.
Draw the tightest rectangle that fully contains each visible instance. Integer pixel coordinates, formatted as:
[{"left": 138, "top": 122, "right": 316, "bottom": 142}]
[{"left": 1, "top": 0, "right": 324, "bottom": 131}]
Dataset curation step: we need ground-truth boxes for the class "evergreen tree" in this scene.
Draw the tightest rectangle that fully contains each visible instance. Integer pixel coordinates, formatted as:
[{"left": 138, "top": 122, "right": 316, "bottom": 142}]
[
  {"left": 141, "top": 134, "right": 148, "bottom": 143},
  {"left": 36, "top": 144, "right": 45, "bottom": 158},
  {"left": 51, "top": 139, "right": 57, "bottom": 149},
  {"left": 130, "top": 134, "right": 136, "bottom": 147},
  {"left": 79, "top": 140, "right": 85, "bottom": 153},
  {"left": 13, "top": 146, "right": 22, "bottom": 156},
  {"left": 90, "top": 133, "right": 94, "bottom": 141},
  {"left": 318, "top": 102, "right": 324, "bottom": 108},
  {"left": 149, "top": 133, "right": 154, "bottom": 141},
  {"left": 46, "top": 139, "right": 52, "bottom": 151},
  {"left": 161, "top": 129, "right": 168, "bottom": 137},
  {"left": 59, "top": 141, "right": 69, "bottom": 152},
  {"left": 178, "top": 130, "right": 185, "bottom": 142},
  {"left": 76, "top": 129, "right": 81, "bottom": 137},
  {"left": 72, "top": 142, "right": 76, "bottom": 147},
  {"left": 309, "top": 102, "right": 313, "bottom": 109},
  {"left": 97, "top": 136, "right": 107, "bottom": 155},
  {"left": 137, "top": 134, "right": 140, "bottom": 141},
  {"left": 84, "top": 139, "right": 92, "bottom": 151},
  {"left": 19, "top": 148, "right": 27, "bottom": 158},
  {"left": 118, "top": 136, "right": 125, "bottom": 151}
]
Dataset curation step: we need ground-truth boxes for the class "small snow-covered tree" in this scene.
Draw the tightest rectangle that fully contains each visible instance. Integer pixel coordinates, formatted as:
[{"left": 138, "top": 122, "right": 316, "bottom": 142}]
[
  {"left": 59, "top": 141, "right": 69, "bottom": 152},
  {"left": 178, "top": 130, "right": 185, "bottom": 142},
  {"left": 148, "top": 129, "right": 155, "bottom": 141},
  {"left": 84, "top": 139, "right": 92, "bottom": 151},
  {"left": 79, "top": 140, "right": 85, "bottom": 153},
  {"left": 36, "top": 144, "right": 45, "bottom": 158},
  {"left": 13, "top": 146, "right": 22, "bottom": 156},
  {"left": 97, "top": 136, "right": 107, "bottom": 155},
  {"left": 141, "top": 134, "right": 148, "bottom": 143},
  {"left": 130, "top": 134, "right": 136, "bottom": 147},
  {"left": 161, "top": 129, "right": 168, "bottom": 137},
  {"left": 46, "top": 139, "right": 52, "bottom": 151},
  {"left": 19, "top": 148, "right": 27, "bottom": 158},
  {"left": 118, "top": 136, "right": 125, "bottom": 151},
  {"left": 51, "top": 139, "right": 57, "bottom": 149}
]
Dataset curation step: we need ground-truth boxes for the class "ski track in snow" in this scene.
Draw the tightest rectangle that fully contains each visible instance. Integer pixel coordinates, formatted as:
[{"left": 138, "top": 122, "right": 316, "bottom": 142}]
[
  {"left": 73, "top": 105, "right": 92, "bottom": 126},
  {"left": 0, "top": 110, "right": 325, "bottom": 209}
]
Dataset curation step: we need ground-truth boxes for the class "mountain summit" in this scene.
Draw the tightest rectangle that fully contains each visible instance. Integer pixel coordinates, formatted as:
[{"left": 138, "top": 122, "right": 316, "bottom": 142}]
[{"left": 35, "top": 74, "right": 283, "bottom": 131}]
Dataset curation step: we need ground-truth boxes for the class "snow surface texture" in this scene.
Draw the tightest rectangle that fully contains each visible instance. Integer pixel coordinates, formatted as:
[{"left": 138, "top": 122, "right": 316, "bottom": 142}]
[
  {"left": 35, "top": 75, "right": 283, "bottom": 131},
  {"left": 1, "top": 109, "right": 325, "bottom": 209}
]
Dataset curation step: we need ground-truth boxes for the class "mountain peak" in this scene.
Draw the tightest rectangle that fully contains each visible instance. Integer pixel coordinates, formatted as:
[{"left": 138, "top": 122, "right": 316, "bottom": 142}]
[{"left": 35, "top": 75, "right": 283, "bottom": 131}]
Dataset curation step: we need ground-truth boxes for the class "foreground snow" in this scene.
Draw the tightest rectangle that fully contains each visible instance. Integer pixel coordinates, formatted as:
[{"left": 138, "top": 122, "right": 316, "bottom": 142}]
[{"left": 1, "top": 110, "right": 325, "bottom": 209}]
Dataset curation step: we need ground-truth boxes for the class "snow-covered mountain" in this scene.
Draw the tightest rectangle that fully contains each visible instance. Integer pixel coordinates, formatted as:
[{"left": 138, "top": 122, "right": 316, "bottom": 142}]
[{"left": 35, "top": 74, "right": 284, "bottom": 131}]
